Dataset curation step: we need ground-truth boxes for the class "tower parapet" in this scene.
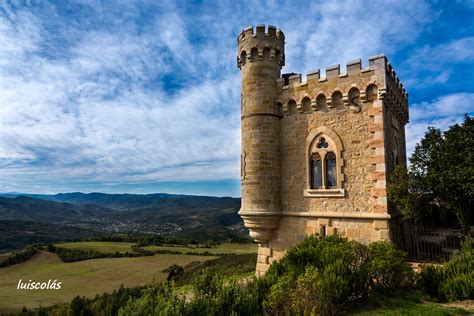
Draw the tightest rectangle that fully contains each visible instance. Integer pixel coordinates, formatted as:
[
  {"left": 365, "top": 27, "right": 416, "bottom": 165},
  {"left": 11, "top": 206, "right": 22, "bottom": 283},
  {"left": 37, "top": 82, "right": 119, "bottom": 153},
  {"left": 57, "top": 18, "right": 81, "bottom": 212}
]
[{"left": 237, "top": 25, "right": 285, "bottom": 70}]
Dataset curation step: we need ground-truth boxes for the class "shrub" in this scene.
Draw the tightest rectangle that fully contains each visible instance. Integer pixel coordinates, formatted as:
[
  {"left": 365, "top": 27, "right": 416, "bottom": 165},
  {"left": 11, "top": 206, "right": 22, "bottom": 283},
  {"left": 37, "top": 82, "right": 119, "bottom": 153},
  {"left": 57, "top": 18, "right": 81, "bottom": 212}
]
[
  {"left": 440, "top": 237, "right": 473, "bottom": 301},
  {"left": 263, "top": 275, "right": 293, "bottom": 314},
  {"left": 441, "top": 274, "right": 473, "bottom": 302},
  {"left": 291, "top": 263, "right": 355, "bottom": 315},
  {"left": 163, "top": 264, "right": 184, "bottom": 282},
  {"left": 262, "top": 235, "right": 372, "bottom": 315},
  {"left": 419, "top": 265, "right": 443, "bottom": 298},
  {"left": 420, "top": 236, "right": 474, "bottom": 301},
  {"left": 118, "top": 282, "right": 186, "bottom": 316},
  {"left": 368, "top": 241, "right": 414, "bottom": 291}
]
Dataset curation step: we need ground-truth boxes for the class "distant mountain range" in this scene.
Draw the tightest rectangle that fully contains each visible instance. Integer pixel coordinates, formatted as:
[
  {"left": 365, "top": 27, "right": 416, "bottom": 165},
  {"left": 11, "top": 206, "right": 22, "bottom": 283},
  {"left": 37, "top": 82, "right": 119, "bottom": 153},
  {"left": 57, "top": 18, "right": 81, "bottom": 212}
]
[{"left": 0, "top": 192, "right": 245, "bottom": 251}]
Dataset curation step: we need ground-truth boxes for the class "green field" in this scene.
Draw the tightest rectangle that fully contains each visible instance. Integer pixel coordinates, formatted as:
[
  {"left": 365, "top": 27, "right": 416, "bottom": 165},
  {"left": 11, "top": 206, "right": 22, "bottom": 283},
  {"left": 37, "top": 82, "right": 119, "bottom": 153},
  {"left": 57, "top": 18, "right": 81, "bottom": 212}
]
[
  {"left": 142, "top": 243, "right": 258, "bottom": 254},
  {"left": 55, "top": 241, "right": 137, "bottom": 253},
  {"left": 0, "top": 251, "right": 216, "bottom": 313}
]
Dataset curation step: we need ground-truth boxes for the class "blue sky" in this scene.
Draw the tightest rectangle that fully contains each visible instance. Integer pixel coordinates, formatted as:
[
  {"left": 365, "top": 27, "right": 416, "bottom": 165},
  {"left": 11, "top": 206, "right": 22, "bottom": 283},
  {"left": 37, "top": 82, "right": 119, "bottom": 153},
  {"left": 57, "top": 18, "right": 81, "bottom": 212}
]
[{"left": 0, "top": 0, "right": 473, "bottom": 197}]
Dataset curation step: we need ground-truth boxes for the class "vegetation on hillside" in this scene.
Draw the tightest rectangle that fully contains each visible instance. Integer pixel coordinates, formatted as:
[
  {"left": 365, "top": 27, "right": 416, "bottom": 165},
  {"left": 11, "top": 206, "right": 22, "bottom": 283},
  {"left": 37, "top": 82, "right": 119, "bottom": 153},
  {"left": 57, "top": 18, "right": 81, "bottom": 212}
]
[
  {"left": 116, "top": 235, "right": 472, "bottom": 316},
  {"left": 0, "top": 246, "right": 36, "bottom": 268},
  {"left": 0, "top": 220, "right": 97, "bottom": 252}
]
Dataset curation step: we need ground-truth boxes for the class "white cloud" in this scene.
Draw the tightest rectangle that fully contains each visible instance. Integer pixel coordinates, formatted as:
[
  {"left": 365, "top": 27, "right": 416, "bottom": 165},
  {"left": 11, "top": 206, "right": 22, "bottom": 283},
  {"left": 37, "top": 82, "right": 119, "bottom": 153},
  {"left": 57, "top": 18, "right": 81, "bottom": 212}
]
[
  {"left": 406, "top": 93, "right": 474, "bottom": 154},
  {"left": 408, "top": 37, "right": 474, "bottom": 70},
  {"left": 0, "top": 0, "right": 471, "bottom": 194},
  {"left": 410, "top": 93, "right": 474, "bottom": 121}
]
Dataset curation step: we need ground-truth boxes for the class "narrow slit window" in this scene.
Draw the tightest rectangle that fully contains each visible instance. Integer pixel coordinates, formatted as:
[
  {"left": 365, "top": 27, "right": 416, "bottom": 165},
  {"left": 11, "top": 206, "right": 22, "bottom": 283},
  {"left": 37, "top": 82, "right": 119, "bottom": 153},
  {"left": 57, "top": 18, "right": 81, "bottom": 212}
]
[
  {"left": 325, "top": 152, "right": 337, "bottom": 188},
  {"left": 311, "top": 154, "right": 322, "bottom": 189}
]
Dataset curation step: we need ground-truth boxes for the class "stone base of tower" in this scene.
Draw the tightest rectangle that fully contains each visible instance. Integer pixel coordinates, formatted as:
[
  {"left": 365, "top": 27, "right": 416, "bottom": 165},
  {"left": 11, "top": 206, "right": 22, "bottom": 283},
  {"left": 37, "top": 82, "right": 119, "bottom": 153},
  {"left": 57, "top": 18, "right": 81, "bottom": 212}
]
[{"left": 254, "top": 214, "right": 397, "bottom": 276}]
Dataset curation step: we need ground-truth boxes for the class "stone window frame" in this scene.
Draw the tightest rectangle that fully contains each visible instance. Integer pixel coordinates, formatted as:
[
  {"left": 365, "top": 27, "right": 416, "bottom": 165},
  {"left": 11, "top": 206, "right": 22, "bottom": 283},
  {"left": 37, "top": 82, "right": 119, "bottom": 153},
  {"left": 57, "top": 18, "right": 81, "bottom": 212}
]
[{"left": 304, "top": 127, "right": 345, "bottom": 198}]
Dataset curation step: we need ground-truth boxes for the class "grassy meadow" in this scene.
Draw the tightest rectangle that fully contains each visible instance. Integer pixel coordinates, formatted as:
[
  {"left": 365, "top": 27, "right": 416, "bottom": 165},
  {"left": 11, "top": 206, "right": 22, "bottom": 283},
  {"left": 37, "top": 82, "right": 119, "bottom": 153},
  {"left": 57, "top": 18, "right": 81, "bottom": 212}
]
[
  {"left": 55, "top": 241, "right": 136, "bottom": 253},
  {"left": 0, "top": 250, "right": 216, "bottom": 313}
]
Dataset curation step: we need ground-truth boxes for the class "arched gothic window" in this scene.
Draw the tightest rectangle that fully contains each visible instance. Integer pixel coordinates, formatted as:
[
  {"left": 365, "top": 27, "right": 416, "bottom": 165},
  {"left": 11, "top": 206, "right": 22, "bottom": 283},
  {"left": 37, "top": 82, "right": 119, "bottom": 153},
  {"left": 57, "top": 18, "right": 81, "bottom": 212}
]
[{"left": 306, "top": 128, "right": 345, "bottom": 197}]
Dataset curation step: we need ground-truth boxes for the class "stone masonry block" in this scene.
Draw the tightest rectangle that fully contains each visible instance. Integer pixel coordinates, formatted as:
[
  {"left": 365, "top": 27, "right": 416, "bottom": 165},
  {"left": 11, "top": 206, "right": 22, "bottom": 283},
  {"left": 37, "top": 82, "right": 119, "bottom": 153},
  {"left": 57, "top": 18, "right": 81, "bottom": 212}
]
[
  {"left": 372, "top": 204, "right": 388, "bottom": 213},
  {"left": 258, "top": 254, "right": 269, "bottom": 264},
  {"left": 318, "top": 218, "right": 330, "bottom": 226},
  {"left": 373, "top": 220, "right": 388, "bottom": 230},
  {"left": 369, "top": 156, "right": 385, "bottom": 164},
  {"left": 327, "top": 226, "right": 337, "bottom": 236},
  {"left": 369, "top": 139, "right": 385, "bottom": 148},
  {"left": 369, "top": 172, "right": 386, "bottom": 181},
  {"left": 368, "top": 123, "right": 383, "bottom": 132},
  {"left": 256, "top": 263, "right": 269, "bottom": 273},
  {"left": 379, "top": 229, "right": 390, "bottom": 240},
  {"left": 259, "top": 246, "right": 272, "bottom": 257},
  {"left": 368, "top": 107, "right": 382, "bottom": 116},
  {"left": 371, "top": 188, "right": 387, "bottom": 197}
]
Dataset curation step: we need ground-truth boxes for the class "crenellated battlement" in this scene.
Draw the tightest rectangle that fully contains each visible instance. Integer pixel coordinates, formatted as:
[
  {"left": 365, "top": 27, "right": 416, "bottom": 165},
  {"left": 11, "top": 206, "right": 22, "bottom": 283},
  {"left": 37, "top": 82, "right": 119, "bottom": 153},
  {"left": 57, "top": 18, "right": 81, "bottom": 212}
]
[
  {"left": 237, "top": 25, "right": 285, "bottom": 69},
  {"left": 275, "top": 55, "right": 409, "bottom": 124},
  {"left": 237, "top": 24, "right": 285, "bottom": 42}
]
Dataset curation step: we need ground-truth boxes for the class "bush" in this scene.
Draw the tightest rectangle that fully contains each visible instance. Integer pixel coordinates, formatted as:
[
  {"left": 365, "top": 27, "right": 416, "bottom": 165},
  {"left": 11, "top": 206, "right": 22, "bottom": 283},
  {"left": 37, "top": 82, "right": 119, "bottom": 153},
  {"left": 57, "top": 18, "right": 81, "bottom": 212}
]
[
  {"left": 420, "top": 265, "right": 444, "bottom": 298},
  {"left": 188, "top": 271, "right": 251, "bottom": 315},
  {"left": 263, "top": 235, "right": 372, "bottom": 315},
  {"left": 261, "top": 235, "right": 416, "bottom": 315},
  {"left": 119, "top": 282, "right": 186, "bottom": 316},
  {"left": 163, "top": 264, "right": 184, "bottom": 282},
  {"left": 368, "top": 241, "right": 414, "bottom": 291},
  {"left": 441, "top": 274, "right": 473, "bottom": 301},
  {"left": 420, "top": 236, "right": 474, "bottom": 301},
  {"left": 291, "top": 263, "right": 356, "bottom": 315}
]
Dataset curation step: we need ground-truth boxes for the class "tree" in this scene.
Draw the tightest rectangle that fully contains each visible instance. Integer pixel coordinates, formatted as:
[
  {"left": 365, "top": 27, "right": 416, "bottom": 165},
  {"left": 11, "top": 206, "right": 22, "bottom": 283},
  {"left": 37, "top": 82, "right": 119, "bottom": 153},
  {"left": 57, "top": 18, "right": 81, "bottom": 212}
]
[
  {"left": 387, "top": 165, "right": 432, "bottom": 226},
  {"left": 388, "top": 115, "right": 473, "bottom": 234}
]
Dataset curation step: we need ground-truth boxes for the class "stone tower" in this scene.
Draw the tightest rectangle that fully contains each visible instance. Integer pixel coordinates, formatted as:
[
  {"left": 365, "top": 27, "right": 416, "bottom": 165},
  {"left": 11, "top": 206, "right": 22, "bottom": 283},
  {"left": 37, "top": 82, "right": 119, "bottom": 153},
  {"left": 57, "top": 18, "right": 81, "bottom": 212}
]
[
  {"left": 237, "top": 25, "right": 409, "bottom": 276},
  {"left": 237, "top": 25, "right": 285, "bottom": 245}
]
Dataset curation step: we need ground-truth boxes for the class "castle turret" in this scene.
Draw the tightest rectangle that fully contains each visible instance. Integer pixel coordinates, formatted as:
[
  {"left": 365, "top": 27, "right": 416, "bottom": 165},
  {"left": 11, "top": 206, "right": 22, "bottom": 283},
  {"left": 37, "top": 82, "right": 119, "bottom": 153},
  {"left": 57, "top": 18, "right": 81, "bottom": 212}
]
[{"left": 237, "top": 25, "right": 285, "bottom": 245}]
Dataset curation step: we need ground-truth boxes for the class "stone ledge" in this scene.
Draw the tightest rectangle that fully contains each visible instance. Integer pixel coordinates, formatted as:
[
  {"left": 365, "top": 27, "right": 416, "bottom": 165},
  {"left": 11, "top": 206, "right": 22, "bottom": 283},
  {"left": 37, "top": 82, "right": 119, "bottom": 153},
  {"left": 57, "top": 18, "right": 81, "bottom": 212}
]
[{"left": 303, "top": 188, "right": 345, "bottom": 198}]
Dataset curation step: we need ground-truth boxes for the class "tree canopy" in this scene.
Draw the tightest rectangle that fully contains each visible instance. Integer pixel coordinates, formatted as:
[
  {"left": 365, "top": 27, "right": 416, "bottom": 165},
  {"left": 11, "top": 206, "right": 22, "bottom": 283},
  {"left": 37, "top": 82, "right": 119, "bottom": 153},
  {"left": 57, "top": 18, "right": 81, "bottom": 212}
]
[{"left": 388, "top": 115, "right": 473, "bottom": 234}]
